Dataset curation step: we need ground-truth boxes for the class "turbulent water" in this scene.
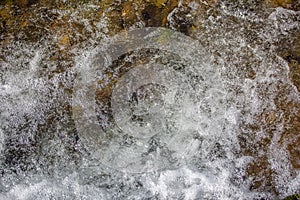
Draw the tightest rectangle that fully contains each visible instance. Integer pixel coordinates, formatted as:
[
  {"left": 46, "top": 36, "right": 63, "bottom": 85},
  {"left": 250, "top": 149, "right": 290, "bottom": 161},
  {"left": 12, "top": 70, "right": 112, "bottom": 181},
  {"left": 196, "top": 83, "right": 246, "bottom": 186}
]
[{"left": 0, "top": 1, "right": 299, "bottom": 199}]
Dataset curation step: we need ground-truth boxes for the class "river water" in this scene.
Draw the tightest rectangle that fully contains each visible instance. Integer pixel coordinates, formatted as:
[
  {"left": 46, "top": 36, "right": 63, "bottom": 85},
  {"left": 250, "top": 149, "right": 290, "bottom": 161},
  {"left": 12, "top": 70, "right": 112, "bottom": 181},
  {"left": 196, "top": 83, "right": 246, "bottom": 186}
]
[{"left": 0, "top": 1, "right": 299, "bottom": 199}]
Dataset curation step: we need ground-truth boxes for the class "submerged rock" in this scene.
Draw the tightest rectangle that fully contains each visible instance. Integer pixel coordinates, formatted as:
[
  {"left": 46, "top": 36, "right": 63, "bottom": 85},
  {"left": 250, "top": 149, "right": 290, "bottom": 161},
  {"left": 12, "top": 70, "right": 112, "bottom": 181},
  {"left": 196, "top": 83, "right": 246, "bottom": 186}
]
[{"left": 266, "top": 0, "right": 300, "bottom": 10}]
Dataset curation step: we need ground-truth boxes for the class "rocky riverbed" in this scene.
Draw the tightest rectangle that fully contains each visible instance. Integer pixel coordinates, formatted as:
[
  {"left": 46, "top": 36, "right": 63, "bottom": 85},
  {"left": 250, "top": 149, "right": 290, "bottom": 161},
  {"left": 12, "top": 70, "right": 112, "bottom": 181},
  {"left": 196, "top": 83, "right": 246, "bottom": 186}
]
[{"left": 0, "top": 0, "right": 299, "bottom": 199}]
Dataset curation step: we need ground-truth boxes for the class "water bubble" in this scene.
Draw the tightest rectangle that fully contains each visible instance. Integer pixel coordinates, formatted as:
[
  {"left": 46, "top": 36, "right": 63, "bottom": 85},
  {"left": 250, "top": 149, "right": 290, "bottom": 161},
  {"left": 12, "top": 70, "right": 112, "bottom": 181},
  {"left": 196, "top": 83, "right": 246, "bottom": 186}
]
[{"left": 72, "top": 27, "right": 226, "bottom": 173}]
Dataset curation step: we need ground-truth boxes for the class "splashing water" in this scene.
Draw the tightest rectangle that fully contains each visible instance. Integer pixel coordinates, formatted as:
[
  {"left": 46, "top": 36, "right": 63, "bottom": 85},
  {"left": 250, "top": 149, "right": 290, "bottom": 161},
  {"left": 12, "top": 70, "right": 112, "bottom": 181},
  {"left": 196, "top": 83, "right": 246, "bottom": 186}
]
[{"left": 0, "top": 1, "right": 299, "bottom": 199}]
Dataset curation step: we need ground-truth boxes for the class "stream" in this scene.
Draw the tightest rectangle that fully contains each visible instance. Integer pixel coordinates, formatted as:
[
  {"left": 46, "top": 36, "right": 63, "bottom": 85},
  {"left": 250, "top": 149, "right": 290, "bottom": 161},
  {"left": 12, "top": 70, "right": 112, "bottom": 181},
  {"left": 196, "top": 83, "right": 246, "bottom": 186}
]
[{"left": 0, "top": 0, "right": 299, "bottom": 199}]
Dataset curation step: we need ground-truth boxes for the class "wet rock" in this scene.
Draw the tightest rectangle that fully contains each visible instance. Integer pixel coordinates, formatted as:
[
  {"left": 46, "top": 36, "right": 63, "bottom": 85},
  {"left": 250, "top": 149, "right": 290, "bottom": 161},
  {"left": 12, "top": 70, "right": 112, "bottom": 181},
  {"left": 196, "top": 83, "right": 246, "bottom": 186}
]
[
  {"left": 167, "top": 5, "right": 195, "bottom": 35},
  {"left": 283, "top": 194, "right": 300, "bottom": 200},
  {"left": 273, "top": 35, "right": 300, "bottom": 168},
  {"left": 277, "top": 35, "right": 300, "bottom": 93},
  {"left": 121, "top": 1, "right": 137, "bottom": 27},
  {"left": 289, "top": 58, "right": 300, "bottom": 93},
  {"left": 280, "top": 107, "right": 300, "bottom": 169},
  {"left": 239, "top": 83, "right": 299, "bottom": 193},
  {"left": 262, "top": 110, "right": 279, "bottom": 125},
  {"left": 105, "top": 8, "right": 123, "bottom": 34},
  {"left": 0, "top": 3, "right": 13, "bottom": 41},
  {"left": 142, "top": 4, "right": 164, "bottom": 27},
  {"left": 142, "top": 0, "right": 178, "bottom": 27},
  {"left": 149, "top": 0, "right": 168, "bottom": 8},
  {"left": 287, "top": 136, "right": 300, "bottom": 169},
  {"left": 266, "top": 0, "right": 300, "bottom": 10},
  {"left": 58, "top": 34, "right": 70, "bottom": 48},
  {"left": 246, "top": 156, "right": 276, "bottom": 193},
  {"left": 15, "top": 0, "right": 39, "bottom": 8}
]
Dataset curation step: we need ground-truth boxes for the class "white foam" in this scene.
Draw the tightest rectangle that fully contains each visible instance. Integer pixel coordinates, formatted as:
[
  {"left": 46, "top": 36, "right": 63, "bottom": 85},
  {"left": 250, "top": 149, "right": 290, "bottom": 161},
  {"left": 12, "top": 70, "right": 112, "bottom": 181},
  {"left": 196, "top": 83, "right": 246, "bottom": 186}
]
[
  {"left": 0, "top": 128, "right": 4, "bottom": 155},
  {"left": 0, "top": 175, "right": 107, "bottom": 200},
  {"left": 0, "top": 2, "right": 299, "bottom": 199}
]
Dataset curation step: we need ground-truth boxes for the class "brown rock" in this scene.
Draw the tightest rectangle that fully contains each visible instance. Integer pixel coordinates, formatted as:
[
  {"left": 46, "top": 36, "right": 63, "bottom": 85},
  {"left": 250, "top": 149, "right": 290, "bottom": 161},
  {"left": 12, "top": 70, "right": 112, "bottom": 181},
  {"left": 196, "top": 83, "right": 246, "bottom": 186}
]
[
  {"left": 121, "top": 1, "right": 137, "bottom": 27},
  {"left": 266, "top": 0, "right": 300, "bottom": 10},
  {"left": 287, "top": 136, "right": 300, "bottom": 169},
  {"left": 280, "top": 37, "right": 300, "bottom": 93},
  {"left": 142, "top": 4, "right": 164, "bottom": 27},
  {"left": 150, "top": 0, "right": 168, "bottom": 8},
  {"left": 58, "top": 34, "right": 70, "bottom": 47},
  {"left": 141, "top": 0, "right": 178, "bottom": 27},
  {"left": 15, "top": 0, "right": 39, "bottom": 8},
  {"left": 247, "top": 156, "right": 276, "bottom": 192}
]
